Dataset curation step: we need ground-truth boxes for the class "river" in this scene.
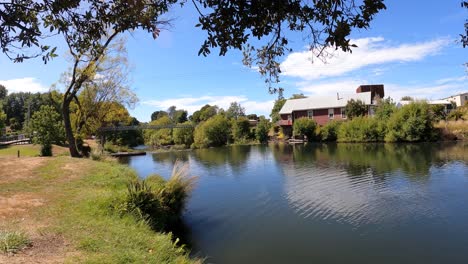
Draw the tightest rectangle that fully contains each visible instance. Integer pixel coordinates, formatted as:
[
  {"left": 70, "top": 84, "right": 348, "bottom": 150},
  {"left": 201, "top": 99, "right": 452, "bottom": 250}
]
[{"left": 119, "top": 142, "right": 468, "bottom": 264}]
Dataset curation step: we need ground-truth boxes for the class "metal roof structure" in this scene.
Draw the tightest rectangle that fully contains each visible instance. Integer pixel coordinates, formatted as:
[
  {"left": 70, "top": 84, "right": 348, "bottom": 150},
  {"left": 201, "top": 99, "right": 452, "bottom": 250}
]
[{"left": 279, "top": 92, "right": 373, "bottom": 114}]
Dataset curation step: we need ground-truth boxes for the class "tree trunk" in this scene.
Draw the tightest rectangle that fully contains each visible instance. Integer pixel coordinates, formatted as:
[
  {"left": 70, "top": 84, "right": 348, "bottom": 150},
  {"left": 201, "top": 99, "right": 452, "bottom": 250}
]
[{"left": 62, "top": 98, "right": 81, "bottom": 157}]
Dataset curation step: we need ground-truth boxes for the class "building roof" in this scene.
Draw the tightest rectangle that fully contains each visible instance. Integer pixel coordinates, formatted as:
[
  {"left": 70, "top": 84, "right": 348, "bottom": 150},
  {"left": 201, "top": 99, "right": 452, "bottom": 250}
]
[
  {"left": 279, "top": 92, "right": 372, "bottom": 114},
  {"left": 441, "top": 92, "right": 468, "bottom": 99},
  {"left": 398, "top": 99, "right": 452, "bottom": 106}
]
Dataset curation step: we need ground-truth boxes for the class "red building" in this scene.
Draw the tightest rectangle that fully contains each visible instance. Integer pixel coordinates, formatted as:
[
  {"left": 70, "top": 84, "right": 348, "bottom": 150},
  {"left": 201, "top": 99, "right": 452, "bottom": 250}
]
[{"left": 278, "top": 85, "right": 384, "bottom": 136}]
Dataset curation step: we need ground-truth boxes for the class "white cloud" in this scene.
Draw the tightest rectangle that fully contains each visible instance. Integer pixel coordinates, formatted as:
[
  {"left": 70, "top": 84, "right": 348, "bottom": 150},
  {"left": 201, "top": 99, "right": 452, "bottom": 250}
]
[
  {"left": 297, "top": 79, "right": 367, "bottom": 96},
  {"left": 295, "top": 77, "right": 466, "bottom": 102},
  {"left": 143, "top": 95, "right": 274, "bottom": 116},
  {"left": 281, "top": 37, "right": 449, "bottom": 80},
  {"left": 0, "top": 77, "right": 49, "bottom": 93}
]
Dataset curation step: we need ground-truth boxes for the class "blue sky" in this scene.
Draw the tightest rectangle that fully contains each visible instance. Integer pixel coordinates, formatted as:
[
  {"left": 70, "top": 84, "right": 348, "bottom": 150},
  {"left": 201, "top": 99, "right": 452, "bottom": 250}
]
[{"left": 0, "top": 1, "right": 467, "bottom": 122}]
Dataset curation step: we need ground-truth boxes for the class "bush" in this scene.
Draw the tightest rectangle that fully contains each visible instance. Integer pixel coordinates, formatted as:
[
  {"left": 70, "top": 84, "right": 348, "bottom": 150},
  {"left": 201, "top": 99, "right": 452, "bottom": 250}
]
[
  {"left": 40, "top": 144, "right": 52, "bottom": 157},
  {"left": 90, "top": 149, "right": 102, "bottom": 161},
  {"left": 320, "top": 121, "right": 341, "bottom": 141},
  {"left": 337, "top": 116, "right": 383, "bottom": 142},
  {"left": 121, "top": 161, "right": 195, "bottom": 231},
  {"left": 29, "top": 105, "right": 65, "bottom": 156},
  {"left": 173, "top": 122, "right": 194, "bottom": 147},
  {"left": 293, "top": 117, "right": 317, "bottom": 142},
  {"left": 192, "top": 115, "right": 230, "bottom": 148},
  {"left": 144, "top": 116, "right": 173, "bottom": 147},
  {"left": 0, "top": 230, "right": 31, "bottom": 254},
  {"left": 385, "top": 102, "right": 437, "bottom": 142},
  {"left": 345, "top": 99, "right": 367, "bottom": 119},
  {"left": 375, "top": 97, "right": 396, "bottom": 121},
  {"left": 256, "top": 118, "right": 270, "bottom": 143},
  {"left": 231, "top": 117, "right": 251, "bottom": 142}
]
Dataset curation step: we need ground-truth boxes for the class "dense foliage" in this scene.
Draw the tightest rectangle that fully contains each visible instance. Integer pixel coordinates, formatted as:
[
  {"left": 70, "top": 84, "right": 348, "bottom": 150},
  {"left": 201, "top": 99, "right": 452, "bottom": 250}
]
[
  {"left": 345, "top": 99, "right": 368, "bottom": 119},
  {"left": 144, "top": 116, "right": 173, "bottom": 147},
  {"left": 30, "top": 105, "right": 65, "bottom": 156},
  {"left": 270, "top": 99, "right": 286, "bottom": 123},
  {"left": 231, "top": 117, "right": 251, "bottom": 142},
  {"left": 293, "top": 117, "right": 317, "bottom": 142},
  {"left": 173, "top": 122, "right": 194, "bottom": 147},
  {"left": 256, "top": 117, "right": 270, "bottom": 143},
  {"left": 374, "top": 97, "right": 397, "bottom": 121},
  {"left": 190, "top": 104, "right": 219, "bottom": 123},
  {"left": 320, "top": 121, "right": 342, "bottom": 142},
  {"left": 226, "top": 102, "right": 246, "bottom": 120},
  {"left": 193, "top": 115, "right": 230, "bottom": 148},
  {"left": 337, "top": 116, "right": 384, "bottom": 142},
  {"left": 385, "top": 102, "right": 437, "bottom": 142}
]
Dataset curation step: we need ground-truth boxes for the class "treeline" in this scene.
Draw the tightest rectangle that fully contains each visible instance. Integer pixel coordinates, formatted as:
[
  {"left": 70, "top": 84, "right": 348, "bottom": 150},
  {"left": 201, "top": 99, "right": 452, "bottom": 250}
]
[
  {"left": 293, "top": 99, "right": 450, "bottom": 143},
  {"left": 0, "top": 84, "right": 142, "bottom": 155},
  {"left": 145, "top": 102, "right": 270, "bottom": 149}
]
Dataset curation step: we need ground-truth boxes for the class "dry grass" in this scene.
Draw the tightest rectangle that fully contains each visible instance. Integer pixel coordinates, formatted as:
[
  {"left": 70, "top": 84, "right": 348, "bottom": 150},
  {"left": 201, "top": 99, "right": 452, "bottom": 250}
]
[{"left": 435, "top": 120, "right": 468, "bottom": 140}]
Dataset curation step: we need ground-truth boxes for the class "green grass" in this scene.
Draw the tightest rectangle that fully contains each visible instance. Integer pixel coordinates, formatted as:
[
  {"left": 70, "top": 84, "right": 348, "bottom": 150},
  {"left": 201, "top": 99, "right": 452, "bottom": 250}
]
[
  {"left": 37, "top": 157, "right": 199, "bottom": 263},
  {"left": 0, "top": 145, "right": 40, "bottom": 157},
  {"left": 0, "top": 230, "right": 31, "bottom": 254},
  {"left": 0, "top": 144, "right": 70, "bottom": 157}
]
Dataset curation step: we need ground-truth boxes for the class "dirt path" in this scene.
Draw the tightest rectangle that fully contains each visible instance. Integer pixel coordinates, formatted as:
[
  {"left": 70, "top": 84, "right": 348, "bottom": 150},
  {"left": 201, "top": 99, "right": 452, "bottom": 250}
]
[{"left": 0, "top": 156, "right": 77, "bottom": 264}]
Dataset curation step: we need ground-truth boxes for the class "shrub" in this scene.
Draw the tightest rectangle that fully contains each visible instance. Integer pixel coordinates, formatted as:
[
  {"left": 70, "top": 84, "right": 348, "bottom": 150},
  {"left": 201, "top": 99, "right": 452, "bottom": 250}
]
[
  {"left": 345, "top": 99, "right": 367, "bottom": 119},
  {"left": 192, "top": 115, "right": 230, "bottom": 148},
  {"left": 385, "top": 102, "right": 437, "bottom": 142},
  {"left": 121, "top": 161, "right": 196, "bottom": 231},
  {"left": 29, "top": 105, "right": 65, "bottom": 156},
  {"left": 320, "top": 120, "right": 341, "bottom": 141},
  {"left": 256, "top": 118, "right": 270, "bottom": 143},
  {"left": 90, "top": 149, "right": 102, "bottom": 161},
  {"left": 430, "top": 104, "right": 447, "bottom": 122},
  {"left": 293, "top": 117, "right": 317, "bottom": 142},
  {"left": 231, "top": 117, "right": 250, "bottom": 142},
  {"left": 144, "top": 116, "right": 173, "bottom": 147},
  {"left": 172, "top": 122, "right": 194, "bottom": 147},
  {"left": 337, "top": 116, "right": 382, "bottom": 142},
  {"left": 0, "top": 230, "right": 31, "bottom": 254},
  {"left": 375, "top": 97, "right": 397, "bottom": 121}
]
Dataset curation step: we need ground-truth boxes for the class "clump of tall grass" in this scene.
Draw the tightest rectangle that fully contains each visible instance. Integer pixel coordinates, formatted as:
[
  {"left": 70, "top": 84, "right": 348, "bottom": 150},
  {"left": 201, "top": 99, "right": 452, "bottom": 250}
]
[
  {"left": 0, "top": 230, "right": 31, "bottom": 254},
  {"left": 90, "top": 149, "right": 103, "bottom": 161},
  {"left": 119, "top": 161, "right": 196, "bottom": 232}
]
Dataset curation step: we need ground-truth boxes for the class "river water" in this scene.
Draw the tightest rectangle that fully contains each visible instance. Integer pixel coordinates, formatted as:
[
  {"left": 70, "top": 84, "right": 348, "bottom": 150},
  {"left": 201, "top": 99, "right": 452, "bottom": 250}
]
[{"left": 120, "top": 142, "right": 468, "bottom": 264}]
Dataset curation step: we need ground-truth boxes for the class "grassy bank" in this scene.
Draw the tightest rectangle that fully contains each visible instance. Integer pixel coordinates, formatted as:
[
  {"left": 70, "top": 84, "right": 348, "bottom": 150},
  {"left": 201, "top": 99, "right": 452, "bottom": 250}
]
[{"left": 0, "top": 145, "right": 199, "bottom": 263}]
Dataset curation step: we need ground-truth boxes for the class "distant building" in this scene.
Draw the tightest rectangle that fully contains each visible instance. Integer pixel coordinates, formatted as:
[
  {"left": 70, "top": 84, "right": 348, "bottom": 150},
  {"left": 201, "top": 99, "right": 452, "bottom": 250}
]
[
  {"left": 278, "top": 85, "right": 384, "bottom": 135},
  {"left": 442, "top": 92, "right": 468, "bottom": 107},
  {"left": 397, "top": 99, "right": 454, "bottom": 113}
]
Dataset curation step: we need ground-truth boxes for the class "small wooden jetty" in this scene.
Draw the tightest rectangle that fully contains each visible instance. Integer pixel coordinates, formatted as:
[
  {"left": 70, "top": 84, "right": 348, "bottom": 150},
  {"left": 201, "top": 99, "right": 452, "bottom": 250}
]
[
  {"left": 288, "top": 138, "right": 305, "bottom": 144},
  {"left": 110, "top": 151, "right": 146, "bottom": 157}
]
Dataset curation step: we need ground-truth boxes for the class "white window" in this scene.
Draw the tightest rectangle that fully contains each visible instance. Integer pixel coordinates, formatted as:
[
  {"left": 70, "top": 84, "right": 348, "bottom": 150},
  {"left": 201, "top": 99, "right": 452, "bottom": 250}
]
[
  {"left": 341, "top": 108, "right": 347, "bottom": 119},
  {"left": 307, "top": 110, "right": 314, "bottom": 119},
  {"left": 328, "top": 108, "right": 334, "bottom": 119},
  {"left": 287, "top": 115, "right": 292, "bottom": 121}
]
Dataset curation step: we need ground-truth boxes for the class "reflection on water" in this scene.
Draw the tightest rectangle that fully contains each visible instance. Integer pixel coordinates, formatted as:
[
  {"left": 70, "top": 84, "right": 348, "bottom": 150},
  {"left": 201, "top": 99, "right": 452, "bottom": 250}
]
[{"left": 121, "top": 142, "right": 468, "bottom": 264}]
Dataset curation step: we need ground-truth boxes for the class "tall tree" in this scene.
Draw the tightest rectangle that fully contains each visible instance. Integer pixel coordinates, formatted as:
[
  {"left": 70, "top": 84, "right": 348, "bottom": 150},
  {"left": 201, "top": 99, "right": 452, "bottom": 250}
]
[
  {"left": 66, "top": 38, "right": 137, "bottom": 138},
  {"left": 270, "top": 99, "right": 287, "bottom": 123},
  {"left": 345, "top": 99, "right": 367, "bottom": 119},
  {"left": 2, "top": 0, "right": 174, "bottom": 157},
  {"left": 2, "top": 0, "right": 385, "bottom": 86},
  {"left": 0, "top": 84, "right": 7, "bottom": 100},
  {"left": 151, "top": 110, "right": 168, "bottom": 121},
  {"left": 226, "top": 102, "right": 246, "bottom": 120},
  {"left": 1, "top": 0, "right": 386, "bottom": 155}
]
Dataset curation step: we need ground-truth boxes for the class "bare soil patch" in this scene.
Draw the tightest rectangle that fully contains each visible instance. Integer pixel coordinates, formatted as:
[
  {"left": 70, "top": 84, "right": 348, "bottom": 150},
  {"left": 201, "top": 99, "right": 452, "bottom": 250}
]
[
  {"left": 0, "top": 157, "right": 46, "bottom": 184},
  {"left": 0, "top": 156, "right": 76, "bottom": 263}
]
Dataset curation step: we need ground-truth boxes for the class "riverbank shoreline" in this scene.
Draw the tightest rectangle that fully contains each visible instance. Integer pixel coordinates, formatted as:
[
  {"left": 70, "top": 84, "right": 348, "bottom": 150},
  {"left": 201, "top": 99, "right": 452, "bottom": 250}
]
[{"left": 0, "top": 145, "right": 199, "bottom": 263}]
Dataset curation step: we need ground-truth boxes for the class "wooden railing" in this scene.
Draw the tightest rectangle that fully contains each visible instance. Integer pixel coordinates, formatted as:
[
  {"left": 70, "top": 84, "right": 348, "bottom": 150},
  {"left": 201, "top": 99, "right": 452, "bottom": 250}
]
[{"left": 277, "top": 120, "right": 292, "bottom": 126}]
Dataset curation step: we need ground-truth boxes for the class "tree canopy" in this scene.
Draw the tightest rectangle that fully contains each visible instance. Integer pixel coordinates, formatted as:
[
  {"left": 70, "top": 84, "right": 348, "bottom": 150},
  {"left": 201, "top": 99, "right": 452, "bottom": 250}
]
[{"left": 1, "top": 0, "right": 386, "bottom": 89}]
